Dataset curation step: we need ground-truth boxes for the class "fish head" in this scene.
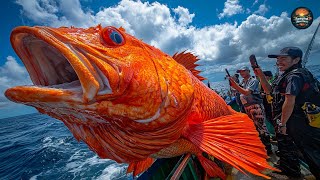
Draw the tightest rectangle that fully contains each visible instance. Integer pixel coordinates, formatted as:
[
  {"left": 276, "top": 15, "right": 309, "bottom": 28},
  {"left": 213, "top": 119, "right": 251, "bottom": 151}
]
[{"left": 5, "top": 25, "right": 195, "bottom": 129}]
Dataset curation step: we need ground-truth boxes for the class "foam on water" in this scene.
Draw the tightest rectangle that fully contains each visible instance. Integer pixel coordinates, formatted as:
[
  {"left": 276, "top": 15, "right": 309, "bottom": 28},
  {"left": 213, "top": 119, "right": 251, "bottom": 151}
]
[
  {"left": 30, "top": 173, "right": 41, "bottom": 180},
  {"left": 97, "top": 163, "right": 132, "bottom": 180}
]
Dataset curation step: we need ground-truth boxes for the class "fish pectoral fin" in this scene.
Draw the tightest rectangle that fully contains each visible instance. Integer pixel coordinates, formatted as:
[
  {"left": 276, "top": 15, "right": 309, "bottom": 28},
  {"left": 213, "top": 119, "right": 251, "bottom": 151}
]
[
  {"left": 185, "top": 113, "right": 278, "bottom": 179},
  {"left": 127, "top": 157, "right": 155, "bottom": 177}
]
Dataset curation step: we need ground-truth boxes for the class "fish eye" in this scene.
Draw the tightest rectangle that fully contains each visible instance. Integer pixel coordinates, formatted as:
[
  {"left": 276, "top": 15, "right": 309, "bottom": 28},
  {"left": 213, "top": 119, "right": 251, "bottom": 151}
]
[
  {"left": 110, "top": 31, "right": 123, "bottom": 44},
  {"left": 101, "top": 27, "right": 125, "bottom": 46}
]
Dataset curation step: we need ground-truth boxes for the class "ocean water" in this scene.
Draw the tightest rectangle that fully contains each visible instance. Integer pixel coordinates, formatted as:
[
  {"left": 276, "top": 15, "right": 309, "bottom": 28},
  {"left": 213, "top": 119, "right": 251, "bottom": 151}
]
[
  {"left": 0, "top": 113, "right": 131, "bottom": 180},
  {"left": 0, "top": 65, "right": 319, "bottom": 179}
]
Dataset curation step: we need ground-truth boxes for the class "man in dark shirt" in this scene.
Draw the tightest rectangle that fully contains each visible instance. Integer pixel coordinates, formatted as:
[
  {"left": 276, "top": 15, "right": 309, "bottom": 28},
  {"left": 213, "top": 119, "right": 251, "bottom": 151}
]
[{"left": 255, "top": 47, "right": 320, "bottom": 178}]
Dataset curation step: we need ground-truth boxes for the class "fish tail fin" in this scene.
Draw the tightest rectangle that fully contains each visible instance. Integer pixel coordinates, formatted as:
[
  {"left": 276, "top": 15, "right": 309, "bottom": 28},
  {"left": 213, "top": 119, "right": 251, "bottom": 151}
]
[
  {"left": 185, "top": 113, "right": 278, "bottom": 179},
  {"left": 127, "top": 157, "right": 155, "bottom": 177},
  {"left": 197, "top": 154, "right": 226, "bottom": 180}
]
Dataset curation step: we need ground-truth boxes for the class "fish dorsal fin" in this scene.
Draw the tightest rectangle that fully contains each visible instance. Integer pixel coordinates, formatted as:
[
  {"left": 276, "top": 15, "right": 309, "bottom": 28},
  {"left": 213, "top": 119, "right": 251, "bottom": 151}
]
[{"left": 172, "top": 51, "right": 206, "bottom": 81}]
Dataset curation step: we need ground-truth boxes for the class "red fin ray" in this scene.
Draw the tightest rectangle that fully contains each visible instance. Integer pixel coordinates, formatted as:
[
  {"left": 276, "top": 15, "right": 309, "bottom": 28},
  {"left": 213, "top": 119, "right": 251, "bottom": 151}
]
[
  {"left": 184, "top": 113, "right": 278, "bottom": 179},
  {"left": 172, "top": 51, "right": 206, "bottom": 81},
  {"left": 127, "top": 157, "right": 155, "bottom": 177},
  {"left": 197, "top": 155, "right": 226, "bottom": 180}
]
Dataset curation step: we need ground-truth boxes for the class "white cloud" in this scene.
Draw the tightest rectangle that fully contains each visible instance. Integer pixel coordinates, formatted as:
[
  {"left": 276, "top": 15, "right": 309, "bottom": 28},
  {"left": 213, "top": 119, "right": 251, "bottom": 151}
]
[
  {"left": 199, "top": 14, "right": 320, "bottom": 79},
  {"left": 0, "top": 56, "right": 32, "bottom": 101},
  {"left": 94, "top": 0, "right": 175, "bottom": 43},
  {"left": 218, "top": 0, "right": 244, "bottom": 19},
  {"left": 11, "top": 0, "right": 320, "bottom": 83},
  {"left": 15, "top": 0, "right": 94, "bottom": 27},
  {"left": 253, "top": 4, "right": 269, "bottom": 15},
  {"left": 173, "top": 6, "right": 195, "bottom": 26}
]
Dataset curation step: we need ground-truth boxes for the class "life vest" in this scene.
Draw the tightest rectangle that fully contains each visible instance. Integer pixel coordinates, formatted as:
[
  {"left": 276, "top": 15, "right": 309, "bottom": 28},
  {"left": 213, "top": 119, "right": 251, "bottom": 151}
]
[
  {"left": 272, "top": 67, "right": 320, "bottom": 128},
  {"left": 286, "top": 68, "right": 320, "bottom": 107}
]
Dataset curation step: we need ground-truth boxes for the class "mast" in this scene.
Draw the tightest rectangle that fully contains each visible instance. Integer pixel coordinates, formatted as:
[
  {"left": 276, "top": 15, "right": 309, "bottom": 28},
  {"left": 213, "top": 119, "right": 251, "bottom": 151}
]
[{"left": 302, "top": 21, "right": 320, "bottom": 67}]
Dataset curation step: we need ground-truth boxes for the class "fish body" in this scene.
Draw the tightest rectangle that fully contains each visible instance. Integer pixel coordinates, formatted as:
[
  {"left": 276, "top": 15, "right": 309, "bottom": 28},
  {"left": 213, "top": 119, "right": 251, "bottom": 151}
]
[{"left": 5, "top": 25, "right": 277, "bottom": 179}]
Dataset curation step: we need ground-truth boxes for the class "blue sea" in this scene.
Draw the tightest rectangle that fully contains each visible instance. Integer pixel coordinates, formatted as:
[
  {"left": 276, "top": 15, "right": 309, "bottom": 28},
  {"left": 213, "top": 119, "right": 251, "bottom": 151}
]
[
  {"left": 0, "top": 65, "right": 319, "bottom": 179},
  {"left": 0, "top": 113, "right": 131, "bottom": 180}
]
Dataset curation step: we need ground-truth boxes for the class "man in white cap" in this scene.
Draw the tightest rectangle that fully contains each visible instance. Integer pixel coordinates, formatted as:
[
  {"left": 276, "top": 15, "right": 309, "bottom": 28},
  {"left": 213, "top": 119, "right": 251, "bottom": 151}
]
[{"left": 228, "top": 66, "right": 272, "bottom": 155}]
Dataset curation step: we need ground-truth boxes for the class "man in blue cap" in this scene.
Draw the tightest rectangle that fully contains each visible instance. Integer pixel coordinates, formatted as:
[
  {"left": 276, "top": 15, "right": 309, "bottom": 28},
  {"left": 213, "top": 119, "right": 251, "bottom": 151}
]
[
  {"left": 254, "top": 47, "right": 320, "bottom": 178},
  {"left": 228, "top": 66, "right": 272, "bottom": 155}
]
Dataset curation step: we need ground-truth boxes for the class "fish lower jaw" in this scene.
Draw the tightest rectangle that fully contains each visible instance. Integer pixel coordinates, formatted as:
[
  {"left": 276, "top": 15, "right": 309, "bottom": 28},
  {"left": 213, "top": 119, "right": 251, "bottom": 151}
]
[
  {"left": 4, "top": 85, "right": 83, "bottom": 104},
  {"left": 5, "top": 78, "right": 113, "bottom": 104}
]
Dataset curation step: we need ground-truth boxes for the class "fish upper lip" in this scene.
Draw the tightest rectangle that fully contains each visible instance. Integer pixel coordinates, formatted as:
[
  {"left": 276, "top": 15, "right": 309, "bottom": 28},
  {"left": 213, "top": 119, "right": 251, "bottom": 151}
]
[{"left": 9, "top": 26, "right": 115, "bottom": 103}]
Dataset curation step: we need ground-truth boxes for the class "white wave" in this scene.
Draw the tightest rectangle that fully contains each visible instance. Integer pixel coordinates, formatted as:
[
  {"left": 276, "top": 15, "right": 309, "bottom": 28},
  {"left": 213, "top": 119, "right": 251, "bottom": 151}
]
[
  {"left": 65, "top": 152, "right": 114, "bottom": 178},
  {"left": 29, "top": 172, "right": 42, "bottom": 180},
  {"left": 42, "top": 136, "right": 73, "bottom": 149},
  {"left": 96, "top": 163, "right": 130, "bottom": 180},
  {"left": 66, "top": 154, "right": 109, "bottom": 171}
]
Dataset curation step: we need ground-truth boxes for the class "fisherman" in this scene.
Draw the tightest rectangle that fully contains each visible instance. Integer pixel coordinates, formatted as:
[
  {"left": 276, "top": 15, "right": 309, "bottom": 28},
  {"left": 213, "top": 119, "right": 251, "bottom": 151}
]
[
  {"left": 228, "top": 66, "right": 272, "bottom": 155},
  {"left": 254, "top": 47, "right": 320, "bottom": 178}
]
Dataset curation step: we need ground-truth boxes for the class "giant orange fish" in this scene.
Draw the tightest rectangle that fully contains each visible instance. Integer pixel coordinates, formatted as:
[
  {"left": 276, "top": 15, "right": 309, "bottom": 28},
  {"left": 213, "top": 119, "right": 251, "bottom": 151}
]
[{"left": 5, "top": 25, "right": 277, "bottom": 179}]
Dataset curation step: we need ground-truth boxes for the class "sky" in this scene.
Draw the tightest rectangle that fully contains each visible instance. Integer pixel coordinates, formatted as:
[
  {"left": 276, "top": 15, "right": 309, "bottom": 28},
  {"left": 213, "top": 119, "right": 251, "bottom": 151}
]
[{"left": 0, "top": 0, "right": 320, "bottom": 118}]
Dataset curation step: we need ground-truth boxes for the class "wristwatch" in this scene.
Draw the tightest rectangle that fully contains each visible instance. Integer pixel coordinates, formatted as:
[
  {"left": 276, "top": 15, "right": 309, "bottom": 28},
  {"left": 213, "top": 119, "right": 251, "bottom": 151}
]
[{"left": 279, "top": 122, "right": 286, "bottom": 128}]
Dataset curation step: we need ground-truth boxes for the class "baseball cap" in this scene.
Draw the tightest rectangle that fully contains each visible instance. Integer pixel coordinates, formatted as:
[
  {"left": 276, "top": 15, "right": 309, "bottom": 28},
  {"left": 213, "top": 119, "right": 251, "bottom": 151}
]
[
  {"left": 268, "top": 47, "right": 303, "bottom": 58},
  {"left": 236, "top": 66, "right": 250, "bottom": 73}
]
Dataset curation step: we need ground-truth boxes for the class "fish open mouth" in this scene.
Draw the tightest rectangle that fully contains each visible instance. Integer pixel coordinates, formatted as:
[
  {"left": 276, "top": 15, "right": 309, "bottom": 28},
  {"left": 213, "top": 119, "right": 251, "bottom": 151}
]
[
  {"left": 6, "top": 26, "right": 115, "bottom": 103},
  {"left": 18, "top": 34, "right": 81, "bottom": 89}
]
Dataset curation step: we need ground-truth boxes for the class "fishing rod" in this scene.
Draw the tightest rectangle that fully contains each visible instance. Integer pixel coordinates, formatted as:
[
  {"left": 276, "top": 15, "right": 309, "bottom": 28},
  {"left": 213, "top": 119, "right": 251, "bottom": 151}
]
[{"left": 302, "top": 21, "right": 320, "bottom": 67}]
